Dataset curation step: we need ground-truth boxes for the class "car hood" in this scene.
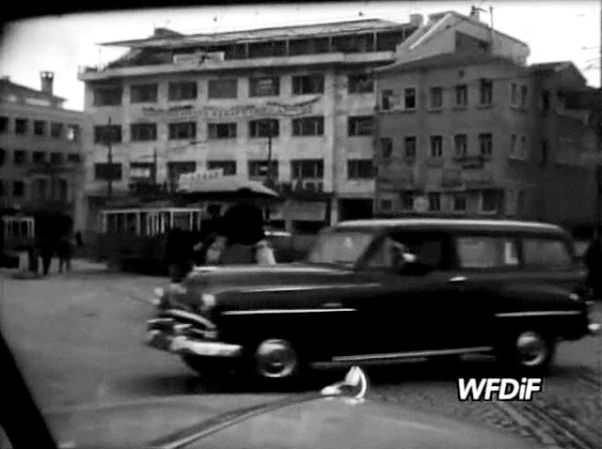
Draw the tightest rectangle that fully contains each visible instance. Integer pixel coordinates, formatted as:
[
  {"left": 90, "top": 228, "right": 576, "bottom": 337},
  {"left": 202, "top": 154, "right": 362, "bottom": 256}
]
[
  {"left": 183, "top": 263, "right": 370, "bottom": 294},
  {"left": 44, "top": 393, "right": 536, "bottom": 449}
]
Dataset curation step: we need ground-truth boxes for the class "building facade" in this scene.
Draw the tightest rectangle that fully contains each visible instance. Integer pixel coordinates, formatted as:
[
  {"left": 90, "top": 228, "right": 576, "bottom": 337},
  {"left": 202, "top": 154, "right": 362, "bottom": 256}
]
[
  {"left": 0, "top": 73, "right": 88, "bottom": 232},
  {"left": 374, "top": 12, "right": 599, "bottom": 234},
  {"left": 77, "top": 18, "right": 423, "bottom": 233}
]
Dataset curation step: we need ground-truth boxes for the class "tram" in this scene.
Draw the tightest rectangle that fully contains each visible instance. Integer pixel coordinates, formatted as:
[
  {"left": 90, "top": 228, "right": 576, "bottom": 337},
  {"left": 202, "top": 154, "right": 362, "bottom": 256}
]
[{"left": 96, "top": 207, "right": 201, "bottom": 273}]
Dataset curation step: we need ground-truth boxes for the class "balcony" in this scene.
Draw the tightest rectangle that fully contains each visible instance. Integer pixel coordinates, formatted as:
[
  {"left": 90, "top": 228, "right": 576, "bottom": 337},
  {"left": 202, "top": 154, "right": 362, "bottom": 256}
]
[
  {"left": 453, "top": 154, "right": 487, "bottom": 169},
  {"left": 275, "top": 180, "right": 331, "bottom": 200}
]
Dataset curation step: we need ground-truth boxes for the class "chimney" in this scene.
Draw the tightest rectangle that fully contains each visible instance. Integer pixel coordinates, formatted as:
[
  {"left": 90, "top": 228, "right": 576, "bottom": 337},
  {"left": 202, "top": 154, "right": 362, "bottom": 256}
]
[
  {"left": 469, "top": 6, "right": 482, "bottom": 22},
  {"left": 409, "top": 14, "right": 423, "bottom": 27},
  {"left": 40, "top": 71, "right": 54, "bottom": 95}
]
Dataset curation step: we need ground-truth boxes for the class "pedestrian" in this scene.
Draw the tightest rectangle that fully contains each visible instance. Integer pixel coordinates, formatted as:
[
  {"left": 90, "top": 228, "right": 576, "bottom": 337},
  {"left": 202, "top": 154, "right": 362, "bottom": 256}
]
[
  {"left": 193, "top": 204, "right": 224, "bottom": 265},
  {"left": 218, "top": 196, "right": 276, "bottom": 265},
  {"left": 584, "top": 227, "right": 602, "bottom": 300},
  {"left": 38, "top": 235, "right": 54, "bottom": 276},
  {"left": 164, "top": 224, "right": 195, "bottom": 282},
  {"left": 56, "top": 234, "right": 73, "bottom": 273}
]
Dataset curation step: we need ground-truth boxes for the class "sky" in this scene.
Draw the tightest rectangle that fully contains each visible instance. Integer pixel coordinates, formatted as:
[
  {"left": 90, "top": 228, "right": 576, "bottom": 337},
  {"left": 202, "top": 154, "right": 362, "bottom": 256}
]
[{"left": 0, "top": 0, "right": 599, "bottom": 111}]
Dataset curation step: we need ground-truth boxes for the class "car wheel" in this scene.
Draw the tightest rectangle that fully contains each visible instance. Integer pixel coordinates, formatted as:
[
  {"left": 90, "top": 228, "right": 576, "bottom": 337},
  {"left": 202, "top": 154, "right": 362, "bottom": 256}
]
[
  {"left": 498, "top": 330, "right": 556, "bottom": 374},
  {"left": 252, "top": 338, "right": 302, "bottom": 382}
]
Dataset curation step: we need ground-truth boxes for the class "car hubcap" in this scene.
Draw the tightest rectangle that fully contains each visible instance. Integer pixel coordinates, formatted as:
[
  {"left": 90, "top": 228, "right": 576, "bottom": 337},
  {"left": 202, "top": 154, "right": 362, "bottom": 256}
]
[
  {"left": 516, "top": 331, "right": 548, "bottom": 367},
  {"left": 255, "top": 339, "right": 298, "bottom": 378}
]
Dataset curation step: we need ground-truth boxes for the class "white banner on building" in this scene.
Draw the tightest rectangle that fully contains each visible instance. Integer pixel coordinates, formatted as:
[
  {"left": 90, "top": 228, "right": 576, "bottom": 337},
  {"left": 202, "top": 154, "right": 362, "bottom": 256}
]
[
  {"left": 141, "top": 96, "right": 321, "bottom": 121},
  {"left": 178, "top": 169, "right": 224, "bottom": 191}
]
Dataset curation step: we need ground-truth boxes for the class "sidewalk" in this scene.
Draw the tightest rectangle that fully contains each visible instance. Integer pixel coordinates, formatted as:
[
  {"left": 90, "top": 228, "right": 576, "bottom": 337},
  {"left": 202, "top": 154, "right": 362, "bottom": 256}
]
[{"left": 1, "top": 254, "right": 110, "bottom": 279}]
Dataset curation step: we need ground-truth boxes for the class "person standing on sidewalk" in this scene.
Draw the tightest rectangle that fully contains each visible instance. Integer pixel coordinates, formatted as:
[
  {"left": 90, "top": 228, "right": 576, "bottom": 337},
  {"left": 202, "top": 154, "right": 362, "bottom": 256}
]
[
  {"left": 37, "top": 235, "right": 54, "bottom": 276},
  {"left": 56, "top": 234, "right": 73, "bottom": 273},
  {"left": 584, "top": 228, "right": 602, "bottom": 300}
]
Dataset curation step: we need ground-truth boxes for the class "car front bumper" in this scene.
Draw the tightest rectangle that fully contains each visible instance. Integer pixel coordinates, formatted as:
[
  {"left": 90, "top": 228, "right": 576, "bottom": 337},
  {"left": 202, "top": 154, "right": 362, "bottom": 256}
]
[{"left": 145, "top": 317, "right": 242, "bottom": 358}]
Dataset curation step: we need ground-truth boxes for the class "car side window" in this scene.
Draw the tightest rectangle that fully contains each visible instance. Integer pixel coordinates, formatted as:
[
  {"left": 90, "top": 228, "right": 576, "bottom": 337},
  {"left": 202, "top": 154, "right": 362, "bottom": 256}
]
[
  {"left": 366, "top": 232, "right": 445, "bottom": 271},
  {"left": 456, "top": 236, "right": 519, "bottom": 269},
  {"left": 523, "top": 238, "right": 572, "bottom": 269}
]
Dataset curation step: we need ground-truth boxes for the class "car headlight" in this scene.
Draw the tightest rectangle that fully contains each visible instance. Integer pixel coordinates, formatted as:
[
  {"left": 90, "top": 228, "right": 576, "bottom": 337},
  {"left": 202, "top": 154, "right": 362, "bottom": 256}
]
[{"left": 200, "top": 293, "right": 216, "bottom": 314}]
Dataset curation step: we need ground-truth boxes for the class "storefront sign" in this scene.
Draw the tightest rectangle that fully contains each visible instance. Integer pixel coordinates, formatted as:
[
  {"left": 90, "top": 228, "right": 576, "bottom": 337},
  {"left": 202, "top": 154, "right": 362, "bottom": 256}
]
[
  {"left": 142, "top": 97, "right": 321, "bottom": 121},
  {"left": 178, "top": 169, "right": 224, "bottom": 190}
]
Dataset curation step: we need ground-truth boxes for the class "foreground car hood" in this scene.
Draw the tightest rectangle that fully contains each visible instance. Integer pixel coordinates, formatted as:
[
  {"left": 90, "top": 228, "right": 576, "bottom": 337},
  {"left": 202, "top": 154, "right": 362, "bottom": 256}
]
[
  {"left": 184, "top": 263, "right": 365, "bottom": 294},
  {"left": 44, "top": 393, "right": 536, "bottom": 449}
]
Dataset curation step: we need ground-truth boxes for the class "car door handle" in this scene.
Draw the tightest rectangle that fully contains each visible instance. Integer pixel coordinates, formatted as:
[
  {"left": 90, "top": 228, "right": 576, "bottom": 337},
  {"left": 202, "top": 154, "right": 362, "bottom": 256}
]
[
  {"left": 321, "top": 301, "right": 343, "bottom": 309},
  {"left": 449, "top": 276, "right": 467, "bottom": 283}
]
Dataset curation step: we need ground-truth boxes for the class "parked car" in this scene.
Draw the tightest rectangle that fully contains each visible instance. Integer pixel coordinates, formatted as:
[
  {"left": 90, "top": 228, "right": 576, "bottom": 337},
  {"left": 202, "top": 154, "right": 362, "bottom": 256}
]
[{"left": 146, "top": 218, "right": 600, "bottom": 381}]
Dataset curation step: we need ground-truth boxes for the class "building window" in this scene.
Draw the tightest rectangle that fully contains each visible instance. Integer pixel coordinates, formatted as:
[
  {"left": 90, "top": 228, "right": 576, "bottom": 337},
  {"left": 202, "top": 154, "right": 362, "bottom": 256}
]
[
  {"left": 208, "top": 78, "right": 238, "bottom": 99},
  {"left": 33, "top": 151, "right": 45, "bottom": 164},
  {"left": 207, "top": 160, "right": 236, "bottom": 175},
  {"left": 520, "top": 85, "right": 528, "bottom": 108},
  {"left": 453, "top": 193, "right": 467, "bottom": 211},
  {"left": 130, "top": 123, "right": 157, "bottom": 141},
  {"left": 208, "top": 123, "right": 237, "bottom": 139},
  {"left": 332, "top": 33, "right": 374, "bottom": 53},
  {"left": 292, "top": 74, "right": 324, "bottom": 95},
  {"left": 66, "top": 124, "right": 80, "bottom": 142},
  {"left": 248, "top": 160, "right": 279, "bottom": 179},
  {"left": 348, "top": 74, "right": 374, "bottom": 93},
  {"left": 0, "top": 148, "right": 5, "bottom": 166},
  {"left": 429, "top": 136, "right": 443, "bottom": 158},
  {"left": 403, "top": 88, "right": 416, "bottom": 109},
  {"left": 248, "top": 40, "right": 286, "bottom": 58},
  {"left": 67, "top": 154, "right": 81, "bottom": 163},
  {"left": 167, "top": 161, "right": 196, "bottom": 180},
  {"left": 15, "top": 118, "right": 28, "bottom": 135},
  {"left": 94, "top": 125, "right": 122, "bottom": 143},
  {"left": 541, "top": 90, "right": 550, "bottom": 112},
  {"left": 289, "top": 37, "right": 330, "bottom": 56},
  {"left": 510, "top": 134, "right": 518, "bottom": 158},
  {"left": 13, "top": 181, "right": 25, "bottom": 198},
  {"left": 539, "top": 139, "right": 549, "bottom": 166},
  {"left": 0, "top": 116, "right": 8, "bottom": 133},
  {"left": 429, "top": 87, "right": 443, "bottom": 108},
  {"left": 401, "top": 192, "right": 414, "bottom": 211},
  {"left": 34, "top": 120, "right": 46, "bottom": 136},
  {"left": 168, "top": 122, "right": 196, "bottom": 140},
  {"left": 480, "top": 191, "right": 499, "bottom": 213},
  {"left": 50, "top": 152, "right": 64, "bottom": 165},
  {"left": 428, "top": 192, "right": 441, "bottom": 211},
  {"left": 130, "top": 84, "right": 158, "bottom": 103},
  {"left": 479, "top": 79, "right": 493, "bottom": 105},
  {"left": 249, "top": 119, "right": 279, "bottom": 138},
  {"left": 404, "top": 136, "right": 417, "bottom": 159},
  {"left": 454, "top": 134, "right": 467, "bottom": 157},
  {"left": 13, "top": 150, "right": 27, "bottom": 165},
  {"left": 292, "top": 116, "right": 324, "bottom": 136},
  {"left": 479, "top": 133, "right": 493, "bottom": 157},
  {"left": 455, "top": 85, "right": 468, "bottom": 107},
  {"left": 380, "top": 199, "right": 393, "bottom": 212},
  {"left": 93, "top": 86, "right": 122, "bottom": 106},
  {"left": 519, "top": 135, "right": 528, "bottom": 159},
  {"left": 381, "top": 90, "right": 394, "bottom": 110},
  {"left": 129, "top": 162, "right": 154, "bottom": 181},
  {"left": 94, "top": 163, "right": 122, "bottom": 181},
  {"left": 380, "top": 138, "right": 393, "bottom": 160},
  {"left": 348, "top": 116, "right": 373, "bottom": 136},
  {"left": 291, "top": 159, "right": 324, "bottom": 179},
  {"left": 510, "top": 83, "right": 518, "bottom": 106},
  {"left": 51, "top": 122, "right": 63, "bottom": 138},
  {"left": 168, "top": 81, "right": 197, "bottom": 101},
  {"left": 347, "top": 159, "right": 374, "bottom": 179},
  {"left": 249, "top": 76, "right": 280, "bottom": 97}
]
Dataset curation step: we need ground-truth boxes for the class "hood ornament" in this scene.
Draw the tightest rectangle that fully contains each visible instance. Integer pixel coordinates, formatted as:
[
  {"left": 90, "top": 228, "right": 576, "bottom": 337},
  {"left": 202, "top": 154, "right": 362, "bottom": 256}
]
[{"left": 320, "top": 366, "right": 368, "bottom": 402}]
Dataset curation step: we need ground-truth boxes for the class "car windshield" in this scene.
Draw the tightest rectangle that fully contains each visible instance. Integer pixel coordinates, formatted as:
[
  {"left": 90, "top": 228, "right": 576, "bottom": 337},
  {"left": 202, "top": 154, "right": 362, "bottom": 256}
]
[{"left": 307, "top": 229, "right": 375, "bottom": 266}]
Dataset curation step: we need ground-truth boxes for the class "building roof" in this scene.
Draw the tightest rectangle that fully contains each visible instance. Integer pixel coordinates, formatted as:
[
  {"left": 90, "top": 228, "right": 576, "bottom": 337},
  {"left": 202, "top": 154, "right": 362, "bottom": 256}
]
[
  {"left": 530, "top": 61, "right": 587, "bottom": 84},
  {"left": 0, "top": 77, "right": 65, "bottom": 102},
  {"left": 100, "top": 18, "right": 410, "bottom": 49},
  {"left": 376, "top": 52, "right": 521, "bottom": 73}
]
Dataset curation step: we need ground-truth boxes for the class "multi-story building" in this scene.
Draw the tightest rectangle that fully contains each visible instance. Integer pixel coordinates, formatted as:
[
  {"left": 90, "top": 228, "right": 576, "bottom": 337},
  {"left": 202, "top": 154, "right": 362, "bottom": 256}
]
[
  {"left": 374, "top": 11, "right": 599, "bottom": 234},
  {"left": 0, "top": 73, "right": 87, "bottom": 232},
  {"left": 77, "top": 17, "right": 424, "bottom": 232}
]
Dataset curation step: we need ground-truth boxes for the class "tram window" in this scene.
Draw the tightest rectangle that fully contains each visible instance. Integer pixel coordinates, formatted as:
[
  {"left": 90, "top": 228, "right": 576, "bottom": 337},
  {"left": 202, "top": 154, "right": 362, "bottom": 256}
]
[
  {"left": 125, "top": 213, "right": 137, "bottom": 234},
  {"left": 173, "top": 212, "right": 190, "bottom": 230},
  {"left": 139, "top": 212, "right": 147, "bottom": 236}
]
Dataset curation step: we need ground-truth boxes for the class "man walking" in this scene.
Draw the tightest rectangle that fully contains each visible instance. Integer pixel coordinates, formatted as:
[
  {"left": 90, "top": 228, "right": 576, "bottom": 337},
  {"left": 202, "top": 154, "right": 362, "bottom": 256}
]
[
  {"left": 56, "top": 234, "right": 73, "bottom": 273},
  {"left": 584, "top": 228, "right": 602, "bottom": 300},
  {"left": 38, "top": 235, "right": 54, "bottom": 276}
]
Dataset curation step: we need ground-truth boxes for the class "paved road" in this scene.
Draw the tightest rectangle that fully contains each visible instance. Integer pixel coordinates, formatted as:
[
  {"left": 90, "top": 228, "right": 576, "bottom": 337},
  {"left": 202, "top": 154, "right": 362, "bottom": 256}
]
[{"left": 1, "top": 260, "right": 600, "bottom": 448}]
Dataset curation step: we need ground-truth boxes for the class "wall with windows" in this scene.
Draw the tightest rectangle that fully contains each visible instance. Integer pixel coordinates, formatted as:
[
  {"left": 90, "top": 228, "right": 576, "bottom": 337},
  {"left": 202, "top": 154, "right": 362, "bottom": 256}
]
[
  {"left": 0, "top": 100, "right": 87, "bottom": 227},
  {"left": 374, "top": 56, "right": 598, "bottom": 230}
]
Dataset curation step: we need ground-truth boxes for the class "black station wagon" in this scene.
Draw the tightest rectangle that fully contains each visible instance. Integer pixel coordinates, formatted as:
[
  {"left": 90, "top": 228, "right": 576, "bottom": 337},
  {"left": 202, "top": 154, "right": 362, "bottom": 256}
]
[{"left": 146, "top": 218, "right": 600, "bottom": 381}]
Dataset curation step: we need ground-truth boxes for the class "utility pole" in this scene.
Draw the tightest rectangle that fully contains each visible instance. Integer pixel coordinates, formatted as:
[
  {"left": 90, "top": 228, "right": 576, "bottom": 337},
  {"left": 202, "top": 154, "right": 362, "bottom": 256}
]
[{"left": 596, "top": 1, "right": 602, "bottom": 236}]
